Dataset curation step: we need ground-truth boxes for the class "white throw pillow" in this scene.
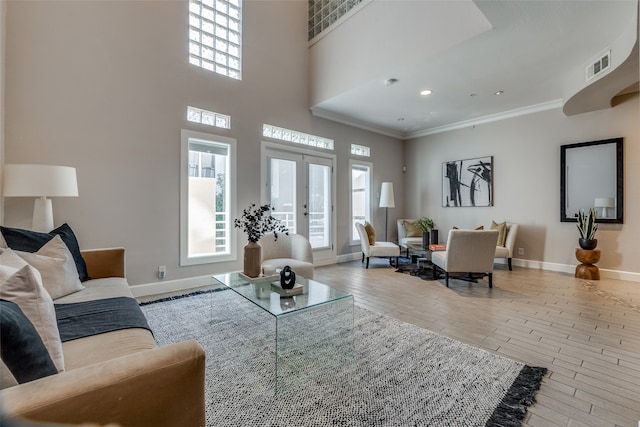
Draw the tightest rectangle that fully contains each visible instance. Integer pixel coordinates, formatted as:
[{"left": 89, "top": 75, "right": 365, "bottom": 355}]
[
  {"left": 0, "top": 249, "right": 65, "bottom": 372},
  {"left": 16, "top": 235, "right": 84, "bottom": 300}
]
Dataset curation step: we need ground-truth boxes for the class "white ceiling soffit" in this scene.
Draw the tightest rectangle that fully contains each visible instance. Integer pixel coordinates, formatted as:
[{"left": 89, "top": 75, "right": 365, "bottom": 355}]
[
  {"left": 563, "top": 2, "right": 639, "bottom": 116},
  {"left": 309, "top": 0, "right": 639, "bottom": 140}
]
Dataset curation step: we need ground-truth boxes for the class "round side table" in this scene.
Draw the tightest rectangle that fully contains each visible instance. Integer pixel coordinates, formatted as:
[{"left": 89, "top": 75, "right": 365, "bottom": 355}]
[{"left": 575, "top": 248, "right": 600, "bottom": 280}]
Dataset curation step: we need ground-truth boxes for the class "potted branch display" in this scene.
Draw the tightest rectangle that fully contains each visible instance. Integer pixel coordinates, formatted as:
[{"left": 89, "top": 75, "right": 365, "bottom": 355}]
[
  {"left": 414, "top": 217, "right": 435, "bottom": 249},
  {"left": 234, "top": 203, "right": 288, "bottom": 277},
  {"left": 577, "top": 208, "right": 598, "bottom": 250}
]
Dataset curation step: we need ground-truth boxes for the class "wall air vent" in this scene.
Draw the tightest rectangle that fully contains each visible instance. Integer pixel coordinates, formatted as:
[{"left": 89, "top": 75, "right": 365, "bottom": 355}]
[{"left": 586, "top": 50, "right": 611, "bottom": 81}]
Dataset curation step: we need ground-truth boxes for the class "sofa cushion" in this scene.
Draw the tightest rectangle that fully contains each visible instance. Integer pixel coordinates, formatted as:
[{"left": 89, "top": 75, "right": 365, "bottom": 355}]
[
  {"left": 0, "top": 299, "right": 58, "bottom": 384},
  {"left": 491, "top": 221, "right": 507, "bottom": 246},
  {"left": 16, "top": 235, "right": 84, "bottom": 300},
  {"left": 1, "top": 224, "right": 90, "bottom": 282},
  {"left": 0, "top": 251, "right": 64, "bottom": 372},
  {"left": 364, "top": 222, "right": 376, "bottom": 245},
  {"left": 403, "top": 220, "right": 421, "bottom": 237}
]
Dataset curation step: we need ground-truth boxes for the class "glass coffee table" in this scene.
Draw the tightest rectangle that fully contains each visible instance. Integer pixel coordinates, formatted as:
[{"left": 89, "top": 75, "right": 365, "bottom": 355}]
[
  {"left": 404, "top": 243, "right": 446, "bottom": 279},
  {"left": 212, "top": 272, "right": 354, "bottom": 394}
]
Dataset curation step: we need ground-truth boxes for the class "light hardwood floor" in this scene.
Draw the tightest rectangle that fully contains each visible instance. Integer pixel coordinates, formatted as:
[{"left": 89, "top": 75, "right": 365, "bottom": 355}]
[{"left": 312, "top": 259, "right": 640, "bottom": 427}]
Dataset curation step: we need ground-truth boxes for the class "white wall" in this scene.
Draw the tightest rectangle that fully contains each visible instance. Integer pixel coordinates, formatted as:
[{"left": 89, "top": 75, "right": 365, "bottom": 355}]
[
  {"left": 404, "top": 95, "right": 640, "bottom": 279},
  {"left": 3, "top": 0, "right": 403, "bottom": 285}
]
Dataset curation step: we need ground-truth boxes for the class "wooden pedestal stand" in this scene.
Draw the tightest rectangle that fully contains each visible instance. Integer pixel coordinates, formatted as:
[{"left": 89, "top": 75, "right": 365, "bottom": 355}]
[{"left": 575, "top": 248, "right": 600, "bottom": 280}]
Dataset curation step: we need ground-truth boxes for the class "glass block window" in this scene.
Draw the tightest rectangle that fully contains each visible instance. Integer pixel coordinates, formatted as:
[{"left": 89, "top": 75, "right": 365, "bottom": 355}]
[
  {"left": 187, "top": 106, "right": 231, "bottom": 129},
  {"left": 351, "top": 144, "right": 370, "bottom": 157},
  {"left": 263, "top": 124, "right": 334, "bottom": 150},
  {"left": 189, "top": 0, "right": 242, "bottom": 80},
  {"left": 309, "top": 0, "right": 363, "bottom": 40}
]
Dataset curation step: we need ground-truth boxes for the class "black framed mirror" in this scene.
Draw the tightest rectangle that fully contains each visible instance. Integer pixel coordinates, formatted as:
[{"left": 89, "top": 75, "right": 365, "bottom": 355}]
[{"left": 560, "top": 137, "right": 623, "bottom": 223}]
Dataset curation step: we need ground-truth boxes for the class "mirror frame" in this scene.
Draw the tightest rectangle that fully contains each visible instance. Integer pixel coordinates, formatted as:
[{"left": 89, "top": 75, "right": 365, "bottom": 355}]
[{"left": 560, "top": 137, "right": 623, "bottom": 223}]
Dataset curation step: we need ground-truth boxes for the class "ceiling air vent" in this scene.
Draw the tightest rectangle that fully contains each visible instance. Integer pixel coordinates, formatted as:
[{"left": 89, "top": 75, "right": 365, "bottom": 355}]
[{"left": 586, "top": 50, "right": 610, "bottom": 81}]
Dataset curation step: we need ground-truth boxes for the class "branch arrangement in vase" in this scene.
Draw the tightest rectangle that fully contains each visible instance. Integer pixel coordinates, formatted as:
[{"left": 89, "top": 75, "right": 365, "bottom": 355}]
[
  {"left": 413, "top": 217, "right": 435, "bottom": 232},
  {"left": 234, "top": 203, "right": 288, "bottom": 242}
]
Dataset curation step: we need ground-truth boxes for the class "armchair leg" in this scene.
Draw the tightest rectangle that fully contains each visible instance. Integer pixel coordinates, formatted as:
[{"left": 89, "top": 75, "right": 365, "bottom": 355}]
[
  {"left": 366, "top": 257, "right": 370, "bottom": 269},
  {"left": 488, "top": 272, "right": 493, "bottom": 288},
  {"left": 362, "top": 253, "right": 365, "bottom": 263},
  {"left": 445, "top": 272, "right": 449, "bottom": 287},
  {"left": 508, "top": 258, "right": 512, "bottom": 271}
]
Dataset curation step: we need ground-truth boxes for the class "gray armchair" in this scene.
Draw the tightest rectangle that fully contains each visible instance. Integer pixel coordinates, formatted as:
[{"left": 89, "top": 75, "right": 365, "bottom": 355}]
[{"left": 432, "top": 229, "right": 499, "bottom": 288}]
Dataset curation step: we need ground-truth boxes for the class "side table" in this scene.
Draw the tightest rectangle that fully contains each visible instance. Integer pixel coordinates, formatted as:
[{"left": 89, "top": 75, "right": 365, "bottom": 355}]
[{"left": 575, "top": 248, "right": 600, "bottom": 280}]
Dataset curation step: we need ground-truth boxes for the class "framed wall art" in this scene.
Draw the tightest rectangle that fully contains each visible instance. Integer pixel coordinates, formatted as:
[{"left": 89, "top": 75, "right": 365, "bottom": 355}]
[{"left": 442, "top": 156, "right": 493, "bottom": 207}]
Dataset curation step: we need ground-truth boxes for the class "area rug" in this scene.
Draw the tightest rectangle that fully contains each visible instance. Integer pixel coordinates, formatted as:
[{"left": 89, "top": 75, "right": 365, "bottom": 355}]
[{"left": 140, "top": 289, "right": 546, "bottom": 426}]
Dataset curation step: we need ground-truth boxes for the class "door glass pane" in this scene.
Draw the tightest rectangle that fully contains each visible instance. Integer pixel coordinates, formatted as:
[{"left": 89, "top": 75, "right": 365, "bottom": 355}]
[
  {"left": 270, "top": 158, "right": 296, "bottom": 233},
  {"left": 308, "top": 163, "right": 331, "bottom": 249}
]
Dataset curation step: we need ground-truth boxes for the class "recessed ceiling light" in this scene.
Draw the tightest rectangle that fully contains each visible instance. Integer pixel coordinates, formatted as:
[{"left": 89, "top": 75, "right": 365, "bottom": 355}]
[
  {"left": 384, "top": 78, "right": 399, "bottom": 86},
  {"left": 494, "top": 90, "right": 504, "bottom": 95},
  {"left": 397, "top": 118, "right": 405, "bottom": 121},
  {"left": 470, "top": 93, "right": 477, "bottom": 97},
  {"left": 420, "top": 89, "right": 432, "bottom": 96}
]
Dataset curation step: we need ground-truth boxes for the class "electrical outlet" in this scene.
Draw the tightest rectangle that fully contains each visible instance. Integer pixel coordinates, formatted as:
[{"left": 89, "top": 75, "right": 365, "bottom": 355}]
[
  {"left": 518, "top": 248, "right": 524, "bottom": 256},
  {"left": 158, "top": 265, "right": 166, "bottom": 279}
]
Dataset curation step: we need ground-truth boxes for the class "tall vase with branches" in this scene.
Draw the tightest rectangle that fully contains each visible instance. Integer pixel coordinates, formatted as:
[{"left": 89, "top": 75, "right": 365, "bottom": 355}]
[{"left": 234, "top": 203, "right": 288, "bottom": 277}]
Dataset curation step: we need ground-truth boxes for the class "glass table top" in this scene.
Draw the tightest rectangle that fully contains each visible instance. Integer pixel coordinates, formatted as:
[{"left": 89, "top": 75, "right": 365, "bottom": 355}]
[{"left": 212, "top": 272, "right": 353, "bottom": 317}]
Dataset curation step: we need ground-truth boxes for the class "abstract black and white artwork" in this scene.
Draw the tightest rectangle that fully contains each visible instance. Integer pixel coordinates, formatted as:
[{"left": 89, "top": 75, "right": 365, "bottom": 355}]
[{"left": 442, "top": 156, "right": 493, "bottom": 207}]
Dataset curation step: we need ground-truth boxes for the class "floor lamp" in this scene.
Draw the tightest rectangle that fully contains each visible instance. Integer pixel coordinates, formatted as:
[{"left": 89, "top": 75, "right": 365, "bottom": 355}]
[
  {"left": 379, "top": 182, "right": 395, "bottom": 241},
  {"left": 3, "top": 164, "right": 79, "bottom": 232}
]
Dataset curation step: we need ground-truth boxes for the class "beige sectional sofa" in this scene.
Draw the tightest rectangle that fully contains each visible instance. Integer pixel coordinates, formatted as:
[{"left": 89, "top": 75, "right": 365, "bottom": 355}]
[{"left": 1, "top": 247, "right": 206, "bottom": 427}]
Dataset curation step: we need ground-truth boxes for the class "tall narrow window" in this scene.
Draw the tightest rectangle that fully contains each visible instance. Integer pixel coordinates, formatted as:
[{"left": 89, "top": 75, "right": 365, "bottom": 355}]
[
  {"left": 189, "top": 0, "right": 242, "bottom": 80},
  {"left": 181, "top": 130, "right": 236, "bottom": 265},
  {"left": 350, "top": 161, "right": 371, "bottom": 243}
]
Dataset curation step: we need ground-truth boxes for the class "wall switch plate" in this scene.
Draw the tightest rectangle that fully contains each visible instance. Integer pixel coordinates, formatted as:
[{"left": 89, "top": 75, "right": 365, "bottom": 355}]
[
  {"left": 518, "top": 248, "right": 524, "bottom": 256},
  {"left": 158, "top": 265, "right": 166, "bottom": 279}
]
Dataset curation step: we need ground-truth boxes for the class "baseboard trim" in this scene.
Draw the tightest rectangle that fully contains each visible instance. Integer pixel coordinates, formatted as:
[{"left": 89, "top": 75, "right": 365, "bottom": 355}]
[
  {"left": 511, "top": 258, "right": 640, "bottom": 282},
  {"left": 132, "top": 255, "right": 640, "bottom": 298},
  {"left": 130, "top": 274, "right": 215, "bottom": 298}
]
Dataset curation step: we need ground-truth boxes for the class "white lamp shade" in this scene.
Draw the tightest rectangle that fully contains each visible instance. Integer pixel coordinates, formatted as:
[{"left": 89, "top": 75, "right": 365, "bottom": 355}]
[
  {"left": 594, "top": 197, "right": 614, "bottom": 208},
  {"left": 379, "top": 182, "right": 395, "bottom": 208},
  {"left": 3, "top": 164, "right": 79, "bottom": 197}
]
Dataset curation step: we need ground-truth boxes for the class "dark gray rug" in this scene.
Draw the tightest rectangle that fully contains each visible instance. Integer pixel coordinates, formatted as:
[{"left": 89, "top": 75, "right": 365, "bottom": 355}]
[{"left": 140, "top": 289, "right": 545, "bottom": 426}]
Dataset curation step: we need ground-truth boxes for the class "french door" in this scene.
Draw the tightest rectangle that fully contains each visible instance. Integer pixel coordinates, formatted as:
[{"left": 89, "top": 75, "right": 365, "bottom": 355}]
[{"left": 263, "top": 145, "right": 335, "bottom": 264}]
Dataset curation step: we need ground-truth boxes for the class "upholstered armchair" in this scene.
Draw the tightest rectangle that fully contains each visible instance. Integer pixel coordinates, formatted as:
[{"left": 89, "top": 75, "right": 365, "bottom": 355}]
[
  {"left": 494, "top": 223, "right": 519, "bottom": 270},
  {"left": 397, "top": 219, "right": 422, "bottom": 256},
  {"left": 261, "top": 233, "right": 314, "bottom": 279},
  {"left": 355, "top": 222, "right": 400, "bottom": 268},
  {"left": 431, "top": 229, "right": 499, "bottom": 288}
]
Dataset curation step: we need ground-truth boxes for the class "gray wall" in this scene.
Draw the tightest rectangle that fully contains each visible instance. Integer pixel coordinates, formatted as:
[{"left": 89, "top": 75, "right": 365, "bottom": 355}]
[
  {"left": 404, "top": 96, "right": 640, "bottom": 276},
  {"left": 3, "top": 0, "right": 403, "bottom": 285}
]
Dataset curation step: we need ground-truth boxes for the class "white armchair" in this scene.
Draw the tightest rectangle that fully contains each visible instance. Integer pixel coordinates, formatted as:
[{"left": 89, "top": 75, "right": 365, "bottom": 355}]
[
  {"left": 355, "top": 222, "right": 400, "bottom": 268},
  {"left": 397, "top": 219, "right": 422, "bottom": 256},
  {"left": 494, "top": 223, "right": 519, "bottom": 270},
  {"left": 261, "top": 233, "right": 314, "bottom": 279},
  {"left": 431, "top": 229, "right": 499, "bottom": 288}
]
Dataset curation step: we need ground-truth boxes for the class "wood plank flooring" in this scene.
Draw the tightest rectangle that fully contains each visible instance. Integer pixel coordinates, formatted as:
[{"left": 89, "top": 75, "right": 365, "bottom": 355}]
[{"left": 312, "top": 259, "right": 640, "bottom": 427}]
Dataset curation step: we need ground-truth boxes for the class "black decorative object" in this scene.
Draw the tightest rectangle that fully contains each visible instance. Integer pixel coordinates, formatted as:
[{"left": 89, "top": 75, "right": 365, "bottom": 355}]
[
  {"left": 430, "top": 229, "right": 439, "bottom": 246},
  {"left": 579, "top": 238, "right": 598, "bottom": 250},
  {"left": 280, "top": 266, "right": 296, "bottom": 289},
  {"left": 422, "top": 232, "right": 429, "bottom": 249}
]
